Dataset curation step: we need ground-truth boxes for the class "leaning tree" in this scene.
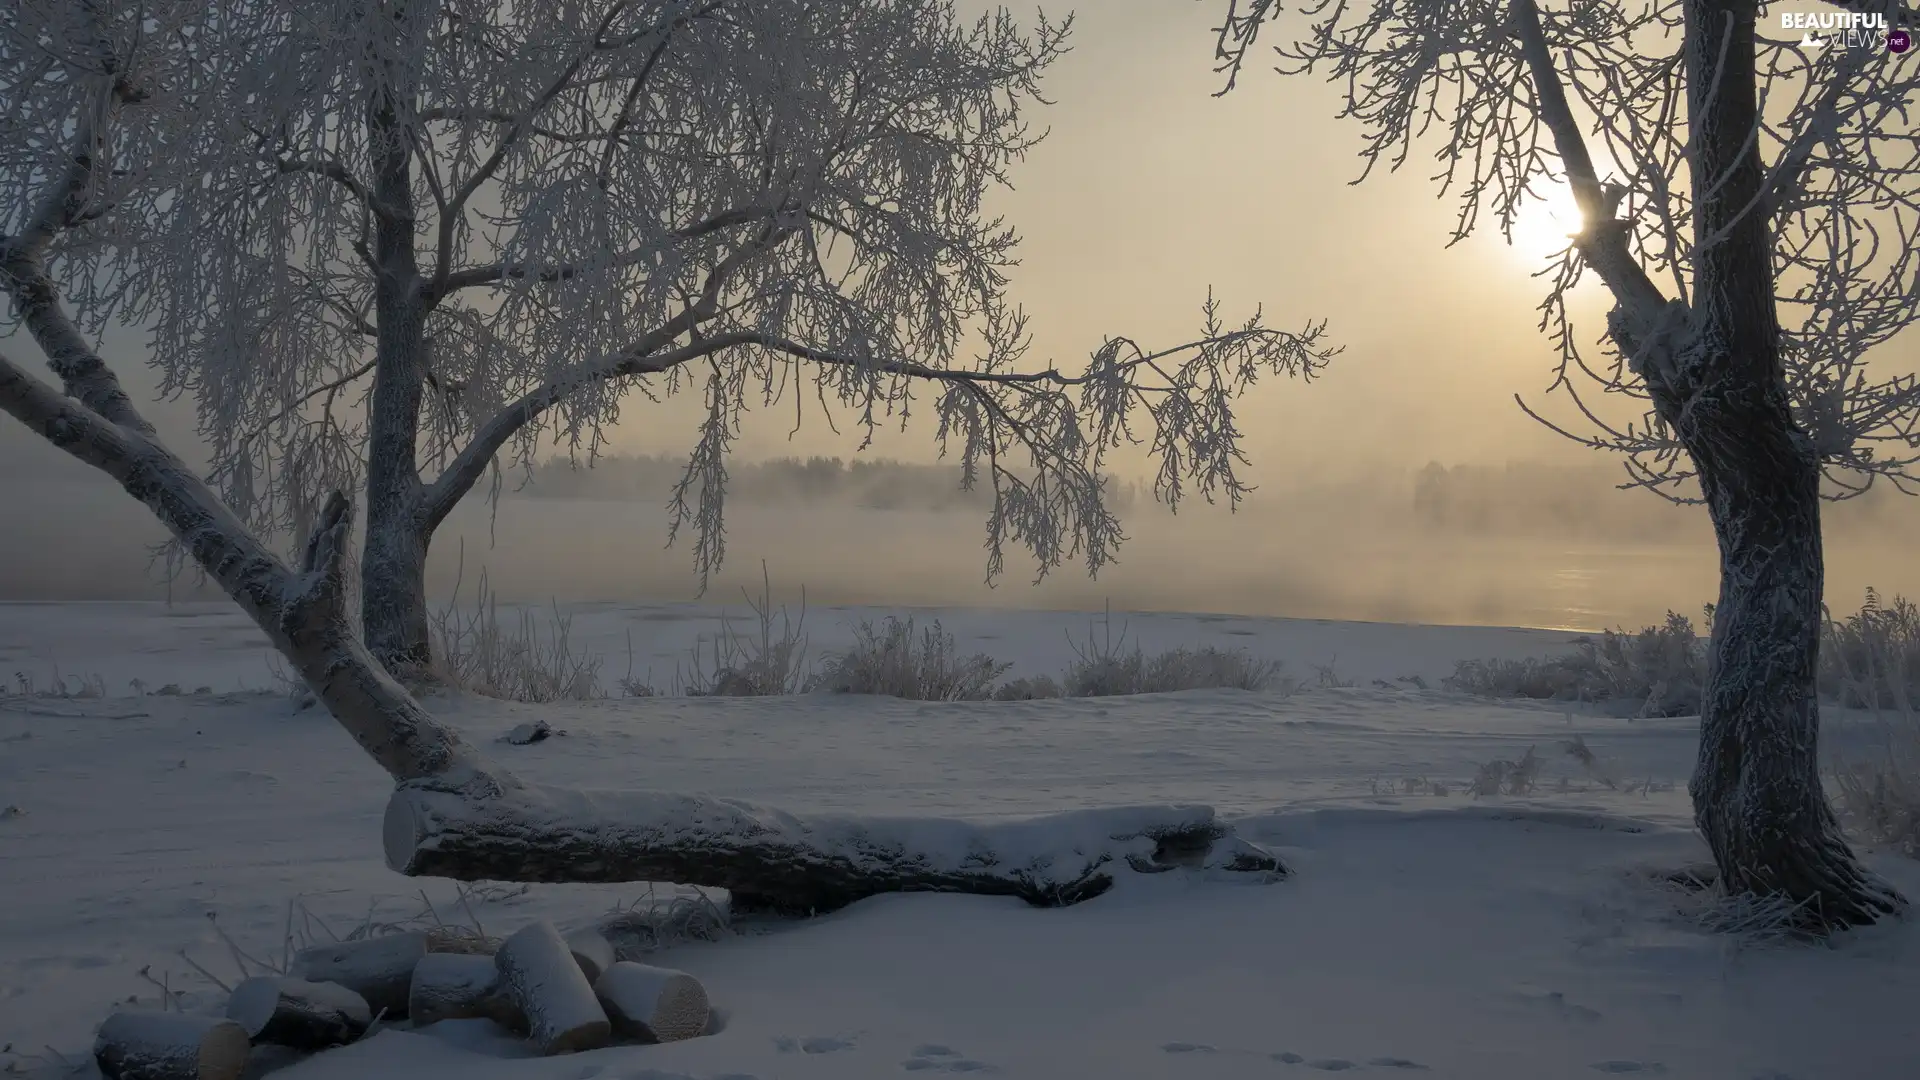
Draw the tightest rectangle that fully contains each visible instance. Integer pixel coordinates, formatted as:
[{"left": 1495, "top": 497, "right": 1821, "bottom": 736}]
[
  {"left": 0, "top": 1, "right": 1311, "bottom": 901},
  {"left": 1210, "top": 0, "right": 1920, "bottom": 927},
  {"left": 4, "top": 0, "right": 1334, "bottom": 675}
]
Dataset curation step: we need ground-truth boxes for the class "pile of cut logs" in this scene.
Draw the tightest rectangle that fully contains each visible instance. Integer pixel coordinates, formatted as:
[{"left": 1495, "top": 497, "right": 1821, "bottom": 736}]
[{"left": 94, "top": 919, "right": 712, "bottom": 1080}]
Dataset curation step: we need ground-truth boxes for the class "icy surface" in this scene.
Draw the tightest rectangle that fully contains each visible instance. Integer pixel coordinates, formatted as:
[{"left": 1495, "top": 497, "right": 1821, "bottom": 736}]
[{"left": 1, "top": 604, "right": 1915, "bottom": 1080}]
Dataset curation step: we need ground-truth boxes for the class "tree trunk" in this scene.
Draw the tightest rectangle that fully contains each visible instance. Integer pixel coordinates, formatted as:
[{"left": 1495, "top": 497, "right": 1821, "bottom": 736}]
[
  {"left": 359, "top": 45, "right": 434, "bottom": 677},
  {"left": 1671, "top": 0, "right": 1902, "bottom": 929},
  {"left": 360, "top": 513, "right": 431, "bottom": 677},
  {"left": 1679, "top": 380, "right": 1902, "bottom": 929}
]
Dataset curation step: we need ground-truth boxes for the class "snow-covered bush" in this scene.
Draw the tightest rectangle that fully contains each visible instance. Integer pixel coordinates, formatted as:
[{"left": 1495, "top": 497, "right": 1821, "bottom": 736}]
[
  {"left": 429, "top": 569, "right": 602, "bottom": 703},
  {"left": 677, "top": 566, "right": 815, "bottom": 697},
  {"left": 1832, "top": 745, "right": 1920, "bottom": 859},
  {"left": 817, "top": 617, "right": 1011, "bottom": 701},
  {"left": 992, "top": 674, "right": 1064, "bottom": 701},
  {"left": 1446, "top": 612, "right": 1705, "bottom": 717},
  {"left": 1824, "top": 590, "right": 1920, "bottom": 857},
  {"left": 1822, "top": 589, "right": 1920, "bottom": 711}
]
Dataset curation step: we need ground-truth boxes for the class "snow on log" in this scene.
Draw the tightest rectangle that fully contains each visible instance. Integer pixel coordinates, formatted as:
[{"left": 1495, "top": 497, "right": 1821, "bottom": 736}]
[
  {"left": 385, "top": 780, "right": 1285, "bottom": 913},
  {"left": 224, "top": 977, "right": 370, "bottom": 1049},
  {"left": 563, "top": 928, "right": 616, "bottom": 983},
  {"left": 288, "top": 928, "right": 496, "bottom": 1019},
  {"left": 409, "top": 952, "right": 522, "bottom": 1030},
  {"left": 593, "top": 962, "right": 709, "bottom": 1043},
  {"left": 494, "top": 922, "right": 611, "bottom": 1055},
  {"left": 94, "top": 1010, "right": 250, "bottom": 1080}
]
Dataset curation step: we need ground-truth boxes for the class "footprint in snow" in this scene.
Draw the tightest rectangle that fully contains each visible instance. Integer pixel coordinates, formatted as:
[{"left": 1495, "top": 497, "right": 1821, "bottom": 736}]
[
  {"left": 1591, "top": 1063, "right": 1667, "bottom": 1074},
  {"left": 1367, "top": 1059, "right": 1431, "bottom": 1071},
  {"left": 1161, "top": 1042, "right": 1217, "bottom": 1054},
  {"left": 1307, "top": 1061, "right": 1359, "bottom": 1072},
  {"left": 902, "top": 1045, "right": 998, "bottom": 1073}
]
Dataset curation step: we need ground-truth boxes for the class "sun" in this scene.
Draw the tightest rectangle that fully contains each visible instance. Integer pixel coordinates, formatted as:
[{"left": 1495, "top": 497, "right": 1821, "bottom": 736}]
[{"left": 1502, "top": 183, "right": 1586, "bottom": 264}]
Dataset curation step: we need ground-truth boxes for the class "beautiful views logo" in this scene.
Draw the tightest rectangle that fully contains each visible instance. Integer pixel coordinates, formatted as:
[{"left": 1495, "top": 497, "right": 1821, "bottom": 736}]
[{"left": 1779, "top": 10, "right": 1911, "bottom": 53}]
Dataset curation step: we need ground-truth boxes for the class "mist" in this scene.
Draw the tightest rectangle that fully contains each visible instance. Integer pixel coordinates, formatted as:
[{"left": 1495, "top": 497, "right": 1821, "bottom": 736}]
[{"left": 10, "top": 447, "right": 1919, "bottom": 633}]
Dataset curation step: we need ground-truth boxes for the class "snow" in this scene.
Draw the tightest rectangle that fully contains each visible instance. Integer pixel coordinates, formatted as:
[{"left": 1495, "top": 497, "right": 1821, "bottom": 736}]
[{"left": 2, "top": 602, "right": 1916, "bottom": 1080}]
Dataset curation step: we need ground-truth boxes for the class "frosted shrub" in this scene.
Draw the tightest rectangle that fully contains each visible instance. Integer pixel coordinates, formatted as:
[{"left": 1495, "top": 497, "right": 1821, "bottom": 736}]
[
  {"left": 1446, "top": 611, "right": 1705, "bottom": 717},
  {"left": 1061, "top": 609, "right": 1289, "bottom": 697},
  {"left": 678, "top": 564, "right": 815, "bottom": 697},
  {"left": 817, "top": 617, "right": 1011, "bottom": 701},
  {"left": 1467, "top": 746, "right": 1542, "bottom": 797},
  {"left": 1821, "top": 589, "right": 1920, "bottom": 711},
  {"left": 1824, "top": 590, "right": 1920, "bottom": 857},
  {"left": 992, "top": 674, "right": 1064, "bottom": 701},
  {"left": 429, "top": 568, "right": 602, "bottom": 703}
]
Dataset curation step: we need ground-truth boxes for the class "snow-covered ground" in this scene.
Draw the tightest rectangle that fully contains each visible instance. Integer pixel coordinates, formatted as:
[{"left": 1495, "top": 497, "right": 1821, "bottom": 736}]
[{"left": 2, "top": 602, "right": 1916, "bottom": 1080}]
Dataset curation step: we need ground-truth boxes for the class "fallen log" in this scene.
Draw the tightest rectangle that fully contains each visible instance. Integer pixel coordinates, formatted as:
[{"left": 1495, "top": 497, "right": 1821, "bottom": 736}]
[
  {"left": 93, "top": 1011, "right": 250, "bottom": 1080},
  {"left": 495, "top": 922, "right": 611, "bottom": 1055},
  {"left": 593, "top": 962, "right": 709, "bottom": 1043},
  {"left": 408, "top": 952, "right": 521, "bottom": 1029},
  {"left": 385, "top": 781, "right": 1285, "bottom": 914},
  {"left": 224, "top": 977, "right": 370, "bottom": 1049}
]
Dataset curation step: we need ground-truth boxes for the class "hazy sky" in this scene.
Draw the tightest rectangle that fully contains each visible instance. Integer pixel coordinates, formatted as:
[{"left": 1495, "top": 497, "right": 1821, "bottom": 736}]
[{"left": 4, "top": 1, "right": 1916, "bottom": 624}]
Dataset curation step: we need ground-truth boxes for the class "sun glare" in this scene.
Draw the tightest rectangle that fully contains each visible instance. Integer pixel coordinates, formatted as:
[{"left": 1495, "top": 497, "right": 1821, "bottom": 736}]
[{"left": 1504, "top": 184, "right": 1585, "bottom": 263}]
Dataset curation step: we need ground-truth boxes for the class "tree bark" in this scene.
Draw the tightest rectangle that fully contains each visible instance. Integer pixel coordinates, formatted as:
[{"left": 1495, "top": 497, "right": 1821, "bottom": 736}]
[{"left": 1668, "top": 0, "right": 1901, "bottom": 929}]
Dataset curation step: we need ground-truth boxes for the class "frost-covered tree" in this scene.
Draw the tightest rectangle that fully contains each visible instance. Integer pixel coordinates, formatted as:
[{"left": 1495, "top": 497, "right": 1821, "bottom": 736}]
[
  {"left": 4, "top": 0, "right": 1335, "bottom": 674},
  {"left": 1210, "top": 0, "right": 1919, "bottom": 927},
  {"left": 0, "top": 1, "right": 1305, "bottom": 897}
]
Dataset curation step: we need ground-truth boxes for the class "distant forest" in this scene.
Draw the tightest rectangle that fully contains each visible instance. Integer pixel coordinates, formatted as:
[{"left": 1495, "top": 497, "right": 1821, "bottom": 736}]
[
  {"left": 1409, "top": 460, "right": 1913, "bottom": 542},
  {"left": 508, "top": 452, "right": 1913, "bottom": 544},
  {"left": 509, "top": 453, "right": 1145, "bottom": 514}
]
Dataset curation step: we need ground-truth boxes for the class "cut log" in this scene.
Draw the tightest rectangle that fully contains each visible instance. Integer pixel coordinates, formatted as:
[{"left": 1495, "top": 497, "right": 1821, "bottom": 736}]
[
  {"left": 563, "top": 928, "right": 617, "bottom": 983},
  {"left": 593, "top": 962, "right": 709, "bottom": 1043},
  {"left": 94, "top": 1010, "right": 250, "bottom": 1080},
  {"left": 287, "top": 928, "right": 496, "bottom": 1020},
  {"left": 386, "top": 781, "right": 1286, "bottom": 914},
  {"left": 224, "top": 977, "right": 370, "bottom": 1049},
  {"left": 408, "top": 951, "right": 522, "bottom": 1030},
  {"left": 494, "top": 922, "right": 611, "bottom": 1055}
]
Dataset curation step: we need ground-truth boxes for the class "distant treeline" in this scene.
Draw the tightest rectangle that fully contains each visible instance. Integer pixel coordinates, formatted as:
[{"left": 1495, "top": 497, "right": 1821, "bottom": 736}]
[
  {"left": 1409, "top": 460, "right": 1914, "bottom": 542},
  {"left": 510, "top": 453, "right": 1145, "bottom": 513},
  {"left": 504, "top": 452, "right": 1913, "bottom": 542}
]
